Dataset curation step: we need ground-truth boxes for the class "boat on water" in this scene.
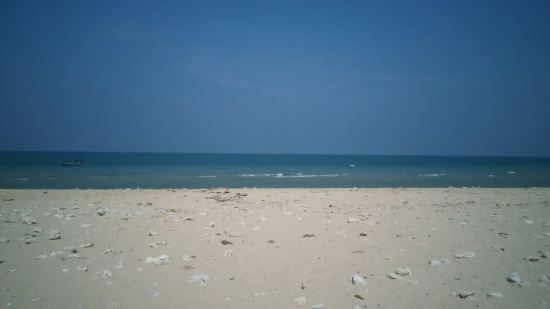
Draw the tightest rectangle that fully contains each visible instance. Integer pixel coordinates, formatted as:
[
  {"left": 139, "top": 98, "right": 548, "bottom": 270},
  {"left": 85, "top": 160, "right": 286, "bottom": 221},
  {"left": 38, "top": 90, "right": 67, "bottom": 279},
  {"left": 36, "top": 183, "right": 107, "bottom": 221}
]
[{"left": 61, "top": 160, "right": 83, "bottom": 166}]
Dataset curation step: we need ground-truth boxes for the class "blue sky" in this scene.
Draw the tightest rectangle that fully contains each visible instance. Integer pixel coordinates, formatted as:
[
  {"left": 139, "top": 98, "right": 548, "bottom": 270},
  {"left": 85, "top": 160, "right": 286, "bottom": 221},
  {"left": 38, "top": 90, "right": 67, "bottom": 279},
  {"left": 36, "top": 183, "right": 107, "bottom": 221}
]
[{"left": 1, "top": 1, "right": 549, "bottom": 156}]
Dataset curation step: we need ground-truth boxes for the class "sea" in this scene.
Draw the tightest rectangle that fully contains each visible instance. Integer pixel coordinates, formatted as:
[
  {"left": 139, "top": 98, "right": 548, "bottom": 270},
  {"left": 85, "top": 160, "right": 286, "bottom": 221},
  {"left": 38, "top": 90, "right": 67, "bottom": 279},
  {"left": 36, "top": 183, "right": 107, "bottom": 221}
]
[{"left": 1, "top": 152, "right": 550, "bottom": 189}]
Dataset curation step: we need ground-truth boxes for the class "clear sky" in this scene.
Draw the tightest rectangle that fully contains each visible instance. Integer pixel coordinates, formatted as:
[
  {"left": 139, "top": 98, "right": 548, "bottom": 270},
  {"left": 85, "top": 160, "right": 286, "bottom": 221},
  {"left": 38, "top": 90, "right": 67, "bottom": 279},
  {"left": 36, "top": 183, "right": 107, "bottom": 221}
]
[{"left": 1, "top": 1, "right": 549, "bottom": 156}]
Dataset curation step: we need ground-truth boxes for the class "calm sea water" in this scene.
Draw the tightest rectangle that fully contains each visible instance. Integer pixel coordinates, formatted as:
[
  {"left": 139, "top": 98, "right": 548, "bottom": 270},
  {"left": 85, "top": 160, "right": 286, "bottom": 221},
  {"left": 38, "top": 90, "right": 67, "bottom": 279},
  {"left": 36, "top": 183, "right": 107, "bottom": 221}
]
[{"left": 1, "top": 152, "right": 550, "bottom": 189}]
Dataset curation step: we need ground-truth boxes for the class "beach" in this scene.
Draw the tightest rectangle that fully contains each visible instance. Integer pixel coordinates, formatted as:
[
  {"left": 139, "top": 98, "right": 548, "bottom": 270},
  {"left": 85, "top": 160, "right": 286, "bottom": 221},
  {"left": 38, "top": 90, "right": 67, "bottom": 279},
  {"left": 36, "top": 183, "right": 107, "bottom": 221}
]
[{"left": 1, "top": 188, "right": 549, "bottom": 308}]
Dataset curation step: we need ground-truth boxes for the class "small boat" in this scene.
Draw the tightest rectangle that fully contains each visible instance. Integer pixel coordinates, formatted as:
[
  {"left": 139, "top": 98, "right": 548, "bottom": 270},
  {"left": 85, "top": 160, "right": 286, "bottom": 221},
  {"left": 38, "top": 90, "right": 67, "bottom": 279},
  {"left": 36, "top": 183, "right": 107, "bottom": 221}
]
[{"left": 61, "top": 160, "right": 83, "bottom": 166}]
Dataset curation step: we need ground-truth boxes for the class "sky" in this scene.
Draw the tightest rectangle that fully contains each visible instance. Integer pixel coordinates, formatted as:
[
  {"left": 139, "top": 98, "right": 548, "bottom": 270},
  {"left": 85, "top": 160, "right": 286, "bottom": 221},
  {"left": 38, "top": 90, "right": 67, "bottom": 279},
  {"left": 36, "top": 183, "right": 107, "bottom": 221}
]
[{"left": 0, "top": 0, "right": 549, "bottom": 156}]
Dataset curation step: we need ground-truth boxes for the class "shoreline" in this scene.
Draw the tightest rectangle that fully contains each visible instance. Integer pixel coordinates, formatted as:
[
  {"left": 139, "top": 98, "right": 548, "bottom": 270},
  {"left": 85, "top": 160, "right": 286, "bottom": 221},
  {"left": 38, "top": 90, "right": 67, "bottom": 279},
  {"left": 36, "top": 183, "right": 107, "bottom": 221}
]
[{"left": 1, "top": 188, "right": 549, "bottom": 308}]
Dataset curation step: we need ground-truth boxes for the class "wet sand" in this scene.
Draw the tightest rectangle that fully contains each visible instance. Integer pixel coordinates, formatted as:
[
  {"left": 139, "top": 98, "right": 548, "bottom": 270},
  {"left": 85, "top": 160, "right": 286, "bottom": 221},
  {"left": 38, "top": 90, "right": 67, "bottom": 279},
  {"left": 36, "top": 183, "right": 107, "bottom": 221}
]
[{"left": 1, "top": 188, "right": 549, "bottom": 308}]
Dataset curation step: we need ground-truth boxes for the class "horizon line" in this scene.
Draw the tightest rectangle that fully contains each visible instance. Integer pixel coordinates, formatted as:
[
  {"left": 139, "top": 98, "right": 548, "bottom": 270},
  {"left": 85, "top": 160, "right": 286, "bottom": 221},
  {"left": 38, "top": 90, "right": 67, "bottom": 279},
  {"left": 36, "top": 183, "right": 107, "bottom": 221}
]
[{"left": 1, "top": 150, "right": 549, "bottom": 159}]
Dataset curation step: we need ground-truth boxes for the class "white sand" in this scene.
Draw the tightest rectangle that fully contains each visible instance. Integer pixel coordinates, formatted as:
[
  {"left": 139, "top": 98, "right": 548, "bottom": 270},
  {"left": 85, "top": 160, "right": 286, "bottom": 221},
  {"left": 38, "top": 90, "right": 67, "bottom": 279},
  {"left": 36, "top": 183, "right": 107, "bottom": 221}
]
[{"left": 1, "top": 188, "right": 549, "bottom": 308}]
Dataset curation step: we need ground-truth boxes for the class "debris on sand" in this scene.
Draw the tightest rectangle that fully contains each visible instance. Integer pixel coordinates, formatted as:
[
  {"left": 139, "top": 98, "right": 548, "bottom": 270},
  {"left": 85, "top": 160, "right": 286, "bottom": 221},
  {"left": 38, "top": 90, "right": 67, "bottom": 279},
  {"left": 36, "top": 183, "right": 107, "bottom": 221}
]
[
  {"left": 145, "top": 255, "right": 169, "bottom": 266},
  {"left": 101, "top": 270, "right": 113, "bottom": 280},
  {"left": 228, "top": 231, "right": 243, "bottom": 238},
  {"left": 149, "top": 241, "right": 167, "bottom": 248},
  {"left": 455, "top": 250, "right": 475, "bottom": 259},
  {"left": 21, "top": 217, "right": 37, "bottom": 225},
  {"left": 428, "top": 258, "right": 450, "bottom": 266},
  {"left": 188, "top": 274, "right": 209, "bottom": 287},
  {"left": 221, "top": 240, "right": 233, "bottom": 245},
  {"left": 294, "top": 296, "right": 307, "bottom": 305}
]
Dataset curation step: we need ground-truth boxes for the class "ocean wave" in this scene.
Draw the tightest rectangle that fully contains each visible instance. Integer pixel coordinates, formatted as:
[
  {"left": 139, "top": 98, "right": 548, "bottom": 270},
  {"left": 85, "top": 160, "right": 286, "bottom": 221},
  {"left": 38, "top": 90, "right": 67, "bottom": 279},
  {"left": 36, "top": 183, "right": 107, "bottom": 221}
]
[
  {"left": 197, "top": 175, "right": 217, "bottom": 178},
  {"left": 418, "top": 173, "right": 446, "bottom": 177},
  {"left": 238, "top": 173, "right": 279, "bottom": 177},
  {"left": 239, "top": 173, "right": 342, "bottom": 178},
  {"left": 275, "top": 173, "right": 341, "bottom": 178}
]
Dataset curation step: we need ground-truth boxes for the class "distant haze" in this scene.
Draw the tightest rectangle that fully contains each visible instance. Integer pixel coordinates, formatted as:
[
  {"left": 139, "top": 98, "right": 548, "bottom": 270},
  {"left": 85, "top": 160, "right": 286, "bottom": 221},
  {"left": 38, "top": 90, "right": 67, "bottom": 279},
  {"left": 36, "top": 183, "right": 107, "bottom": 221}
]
[{"left": 1, "top": 1, "right": 549, "bottom": 156}]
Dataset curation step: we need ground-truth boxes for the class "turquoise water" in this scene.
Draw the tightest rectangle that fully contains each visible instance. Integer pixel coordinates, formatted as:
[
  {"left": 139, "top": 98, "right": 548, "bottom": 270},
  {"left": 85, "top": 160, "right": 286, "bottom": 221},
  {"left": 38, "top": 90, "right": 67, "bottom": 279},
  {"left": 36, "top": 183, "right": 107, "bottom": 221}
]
[{"left": 1, "top": 152, "right": 550, "bottom": 188}]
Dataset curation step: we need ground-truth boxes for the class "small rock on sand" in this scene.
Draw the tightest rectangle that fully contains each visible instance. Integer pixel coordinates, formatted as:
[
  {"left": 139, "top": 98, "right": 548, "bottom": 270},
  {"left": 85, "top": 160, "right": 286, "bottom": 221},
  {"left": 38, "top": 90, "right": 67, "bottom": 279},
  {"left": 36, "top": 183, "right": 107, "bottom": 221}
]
[
  {"left": 303, "top": 234, "right": 316, "bottom": 238},
  {"left": 351, "top": 274, "right": 366, "bottom": 285},
  {"left": 387, "top": 272, "right": 401, "bottom": 279},
  {"left": 395, "top": 266, "right": 412, "bottom": 276},
  {"left": 221, "top": 240, "right": 233, "bottom": 245},
  {"left": 428, "top": 259, "right": 441, "bottom": 266},
  {"left": 96, "top": 208, "right": 106, "bottom": 216},
  {"left": 507, "top": 272, "right": 521, "bottom": 283},
  {"left": 80, "top": 242, "right": 94, "bottom": 248},
  {"left": 458, "top": 290, "right": 475, "bottom": 299},
  {"left": 347, "top": 218, "right": 360, "bottom": 223},
  {"left": 524, "top": 256, "right": 539, "bottom": 262},
  {"left": 21, "top": 217, "right": 37, "bottom": 225},
  {"left": 148, "top": 231, "right": 159, "bottom": 237},
  {"left": 49, "top": 231, "right": 61, "bottom": 240},
  {"left": 487, "top": 292, "right": 503, "bottom": 298}
]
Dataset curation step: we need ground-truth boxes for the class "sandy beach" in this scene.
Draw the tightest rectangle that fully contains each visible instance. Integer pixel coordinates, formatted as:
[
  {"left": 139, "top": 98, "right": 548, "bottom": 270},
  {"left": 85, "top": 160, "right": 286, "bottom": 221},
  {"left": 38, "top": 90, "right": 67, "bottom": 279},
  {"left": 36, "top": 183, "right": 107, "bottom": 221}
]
[{"left": 1, "top": 188, "right": 549, "bottom": 308}]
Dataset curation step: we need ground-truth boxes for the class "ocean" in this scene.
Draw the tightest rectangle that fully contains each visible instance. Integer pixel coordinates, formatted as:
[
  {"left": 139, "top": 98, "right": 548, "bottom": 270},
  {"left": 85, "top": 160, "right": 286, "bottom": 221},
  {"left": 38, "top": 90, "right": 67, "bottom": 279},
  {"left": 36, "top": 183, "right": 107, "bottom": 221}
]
[{"left": 1, "top": 152, "right": 550, "bottom": 189}]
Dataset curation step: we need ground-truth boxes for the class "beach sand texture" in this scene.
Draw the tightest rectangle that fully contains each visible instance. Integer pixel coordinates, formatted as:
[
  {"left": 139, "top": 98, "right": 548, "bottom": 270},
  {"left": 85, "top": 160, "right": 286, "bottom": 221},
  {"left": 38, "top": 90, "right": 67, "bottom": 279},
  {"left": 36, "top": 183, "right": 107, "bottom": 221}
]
[{"left": 1, "top": 188, "right": 549, "bottom": 308}]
